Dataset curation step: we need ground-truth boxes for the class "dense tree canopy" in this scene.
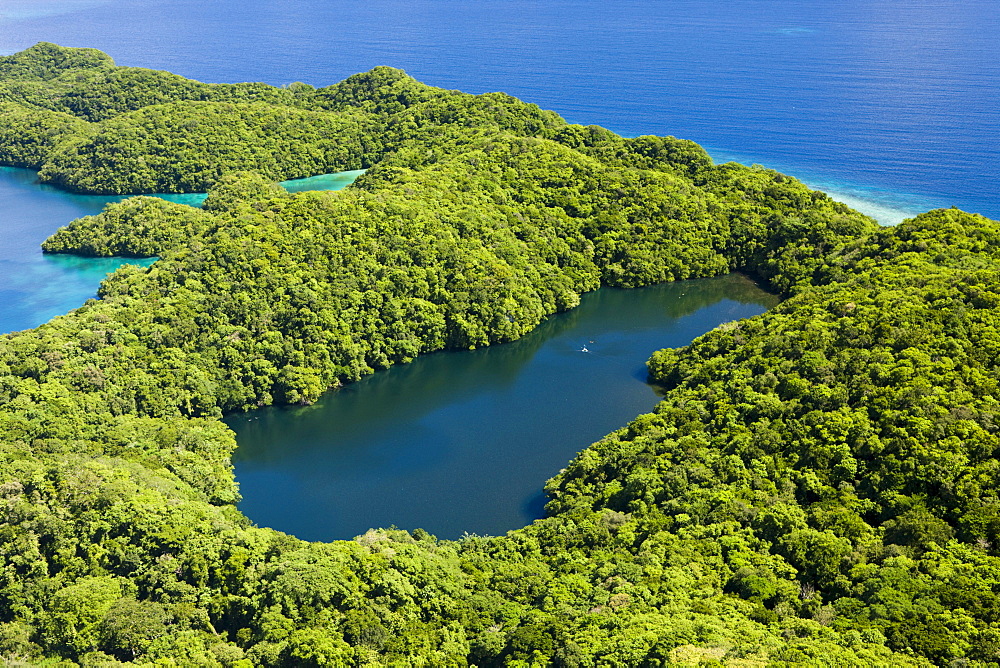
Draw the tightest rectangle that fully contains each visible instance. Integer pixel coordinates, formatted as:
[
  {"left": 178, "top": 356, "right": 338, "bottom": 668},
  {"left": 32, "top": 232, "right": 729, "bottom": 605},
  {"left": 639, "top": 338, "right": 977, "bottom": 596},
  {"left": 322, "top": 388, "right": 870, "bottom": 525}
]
[{"left": 0, "top": 43, "right": 996, "bottom": 666}]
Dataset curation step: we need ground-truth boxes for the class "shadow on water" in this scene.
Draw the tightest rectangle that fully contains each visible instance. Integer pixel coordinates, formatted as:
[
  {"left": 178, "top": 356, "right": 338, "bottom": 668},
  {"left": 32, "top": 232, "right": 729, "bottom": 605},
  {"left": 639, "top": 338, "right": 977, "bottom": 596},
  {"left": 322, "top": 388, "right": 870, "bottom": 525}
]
[
  {"left": 228, "top": 273, "right": 778, "bottom": 541},
  {"left": 522, "top": 490, "right": 550, "bottom": 523}
]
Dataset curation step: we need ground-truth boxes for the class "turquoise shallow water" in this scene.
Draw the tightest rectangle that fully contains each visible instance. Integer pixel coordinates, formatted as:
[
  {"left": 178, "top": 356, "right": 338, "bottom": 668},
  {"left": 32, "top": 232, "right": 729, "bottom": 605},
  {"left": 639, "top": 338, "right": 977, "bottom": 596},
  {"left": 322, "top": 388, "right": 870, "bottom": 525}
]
[
  {"left": 705, "top": 147, "right": 940, "bottom": 227},
  {"left": 0, "top": 168, "right": 361, "bottom": 334},
  {"left": 0, "top": 166, "right": 128, "bottom": 333},
  {"left": 282, "top": 170, "right": 366, "bottom": 194}
]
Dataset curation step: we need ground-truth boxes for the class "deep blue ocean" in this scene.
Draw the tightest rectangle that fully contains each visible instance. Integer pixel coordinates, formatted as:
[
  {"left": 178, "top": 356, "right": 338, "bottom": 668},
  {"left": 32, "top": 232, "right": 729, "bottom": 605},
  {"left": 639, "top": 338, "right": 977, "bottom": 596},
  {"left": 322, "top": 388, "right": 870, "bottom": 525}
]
[{"left": 2, "top": 0, "right": 997, "bottom": 225}]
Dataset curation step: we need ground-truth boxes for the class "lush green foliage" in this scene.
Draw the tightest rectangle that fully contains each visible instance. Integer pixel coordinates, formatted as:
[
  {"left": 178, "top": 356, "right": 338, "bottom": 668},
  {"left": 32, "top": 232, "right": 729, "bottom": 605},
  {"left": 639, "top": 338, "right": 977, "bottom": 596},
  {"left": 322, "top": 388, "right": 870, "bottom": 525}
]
[
  {"left": 552, "top": 208, "right": 1000, "bottom": 666},
  {"left": 0, "top": 42, "right": 113, "bottom": 81},
  {"left": 41, "top": 196, "right": 215, "bottom": 257},
  {"left": 0, "top": 44, "right": 560, "bottom": 195},
  {"left": 0, "top": 101, "right": 90, "bottom": 168},
  {"left": 35, "top": 101, "right": 377, "bottom": 194},
  {"left": 0, "top": 43, "right": 996, "bottom": 666}
]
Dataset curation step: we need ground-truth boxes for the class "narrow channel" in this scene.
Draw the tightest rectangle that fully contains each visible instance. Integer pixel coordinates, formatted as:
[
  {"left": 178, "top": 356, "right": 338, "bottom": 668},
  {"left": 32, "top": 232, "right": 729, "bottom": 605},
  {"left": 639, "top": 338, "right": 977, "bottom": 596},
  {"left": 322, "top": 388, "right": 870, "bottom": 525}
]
[{"left": 227, "top": 274, "right": 779, "bottom": 541}]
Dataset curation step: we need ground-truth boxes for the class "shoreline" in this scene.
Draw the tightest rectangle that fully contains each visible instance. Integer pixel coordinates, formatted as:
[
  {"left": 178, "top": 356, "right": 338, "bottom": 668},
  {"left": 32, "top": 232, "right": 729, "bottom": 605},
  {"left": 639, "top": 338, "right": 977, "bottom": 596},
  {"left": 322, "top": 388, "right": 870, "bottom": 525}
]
[{"left": 703, "top": 146, "right": 940, "bottom": 227}]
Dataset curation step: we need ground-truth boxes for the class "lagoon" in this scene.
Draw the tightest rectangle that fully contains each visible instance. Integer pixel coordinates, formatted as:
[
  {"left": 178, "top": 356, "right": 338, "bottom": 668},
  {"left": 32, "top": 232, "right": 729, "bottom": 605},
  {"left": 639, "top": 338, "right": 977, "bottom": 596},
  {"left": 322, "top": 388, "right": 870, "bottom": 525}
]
[
  {"left": 226, "top": 274, "right": 778, "bottom": 541},
  {"left": 0, "top": 163, "right": 777, "bottom": 542}
]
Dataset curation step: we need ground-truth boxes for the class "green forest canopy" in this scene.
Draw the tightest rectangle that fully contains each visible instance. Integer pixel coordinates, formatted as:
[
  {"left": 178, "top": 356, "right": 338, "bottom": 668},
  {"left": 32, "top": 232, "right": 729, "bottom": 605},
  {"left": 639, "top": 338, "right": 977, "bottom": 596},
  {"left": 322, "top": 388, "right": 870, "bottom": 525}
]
[{"left": 1, "top": 42, "right": 999, "bottom": 666}]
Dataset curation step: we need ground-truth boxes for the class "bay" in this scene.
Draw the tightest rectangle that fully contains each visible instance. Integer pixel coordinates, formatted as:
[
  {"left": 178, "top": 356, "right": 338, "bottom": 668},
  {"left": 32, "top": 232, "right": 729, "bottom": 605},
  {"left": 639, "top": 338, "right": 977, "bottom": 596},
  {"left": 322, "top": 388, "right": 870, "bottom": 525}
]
[
  {"left": 226, "top": 274, "right": 778, "bottom": 541},
  {"left": 0, "top": 166, "right": 140, "bottom": 334},
  {"left": 0, "top": 168, "right": 362, "bottom": 334}
]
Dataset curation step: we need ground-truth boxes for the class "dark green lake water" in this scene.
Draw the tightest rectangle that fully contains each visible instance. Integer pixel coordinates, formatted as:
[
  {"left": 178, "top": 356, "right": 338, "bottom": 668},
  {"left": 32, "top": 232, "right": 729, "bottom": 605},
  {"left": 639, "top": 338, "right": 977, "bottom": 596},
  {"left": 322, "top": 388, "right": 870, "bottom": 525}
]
[{"left": 227, "top": 274, "right": 778, "bottom": 541}]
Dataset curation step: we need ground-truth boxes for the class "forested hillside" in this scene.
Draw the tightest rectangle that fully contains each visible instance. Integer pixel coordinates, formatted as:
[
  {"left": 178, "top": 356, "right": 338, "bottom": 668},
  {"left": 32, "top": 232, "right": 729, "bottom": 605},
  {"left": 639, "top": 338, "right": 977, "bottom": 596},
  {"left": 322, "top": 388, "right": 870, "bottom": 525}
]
[{"left": 0, "top": 43, "right": 997, "bottom": 666}]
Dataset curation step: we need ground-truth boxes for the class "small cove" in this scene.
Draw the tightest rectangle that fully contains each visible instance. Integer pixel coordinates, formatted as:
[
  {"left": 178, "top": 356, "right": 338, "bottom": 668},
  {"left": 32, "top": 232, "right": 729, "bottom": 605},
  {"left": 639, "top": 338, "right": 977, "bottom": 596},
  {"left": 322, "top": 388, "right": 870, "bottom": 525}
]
[
  {"left": 227, "top": 274, "right": 779, "bottom": 541},
  {"left": 0, "top": 167, "right": 363, "bottom": 334}
]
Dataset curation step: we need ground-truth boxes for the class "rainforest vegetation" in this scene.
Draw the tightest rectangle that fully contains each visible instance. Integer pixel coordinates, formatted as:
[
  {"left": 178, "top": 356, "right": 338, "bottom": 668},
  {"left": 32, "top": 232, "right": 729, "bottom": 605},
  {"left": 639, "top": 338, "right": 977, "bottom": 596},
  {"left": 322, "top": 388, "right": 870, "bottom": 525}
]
[{"left": 0, "top": 42, "right": 998, "bottom": 666}]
